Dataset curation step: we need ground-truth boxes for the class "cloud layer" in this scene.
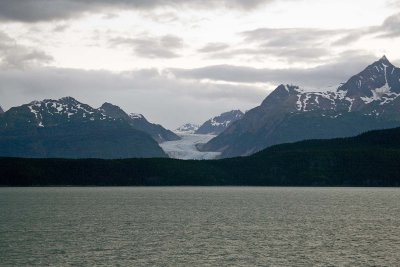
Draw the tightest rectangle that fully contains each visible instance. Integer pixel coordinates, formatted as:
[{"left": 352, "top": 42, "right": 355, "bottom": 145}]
[
  {"left": 0, "top": 66, "right": 266, "bottom": 128},
  {"left": 0, "top": 31, "right": 53, "bottom": 68},
  {"left": 109, "top": 34, "right": 184, "bottom": 58},
  {"left": 170, "top": 52, "right": 378, "bottom": 89},
  {"left": 0, "top": 0, "right": 275, "bottom": 22}
]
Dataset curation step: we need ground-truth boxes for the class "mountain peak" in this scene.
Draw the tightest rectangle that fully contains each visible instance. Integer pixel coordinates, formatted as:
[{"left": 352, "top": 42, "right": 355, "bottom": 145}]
[
  {"left": 59, "top": 96, "right": 80, "bottom": 105},
  {"left": 195, "top": 109, "right": 244, "bottom": 135},
  {"left": 100, "top": 102, "right": 120, "bottom": 111},
  {"left": 379, "top": 55, "right": 389, "bottom": 63},
  {"left": 261, "top": 84, "right": 300, "bottom": 106},
  {"left": 338, "top": 55, "right": 399, "bottom": 97},
  {"left": 98, "top": 102, "right": 129, "bottom": 120},
  {"left": 375, "top": 55, "right": 393, "bottom": 67}
]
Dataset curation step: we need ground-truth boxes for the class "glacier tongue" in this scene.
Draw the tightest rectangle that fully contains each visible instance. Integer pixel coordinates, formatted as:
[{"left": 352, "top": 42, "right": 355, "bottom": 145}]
[{"left": 160, "top": 133, "right": 220, "bottom": 160}]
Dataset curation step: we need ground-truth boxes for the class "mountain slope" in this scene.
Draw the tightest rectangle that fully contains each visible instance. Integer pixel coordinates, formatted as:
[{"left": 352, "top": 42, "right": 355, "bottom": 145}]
[
  {"left": 195, "top": 110, "right": 243, "bottom": 135},
  {"left": 0, "top": 97, "right": 167, "bottom": 158},
  {"left": 98, "top": 102, "right": 180, "bottom": 143},
  {"left": 200, "top": 56, "right": 400, "bottom": 158}
]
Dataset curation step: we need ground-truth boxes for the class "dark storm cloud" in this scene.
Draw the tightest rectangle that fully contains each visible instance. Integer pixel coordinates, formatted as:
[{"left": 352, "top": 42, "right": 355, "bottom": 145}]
[
  {"left": 0, "top": 0, "right": 275, "bottom": 22},
  {"left": 170, "top": 52, "right": 378, "bottom": 88},
  {"left": 109, "top": 35, "right": 184, "bottom": 58},
  {"left": 0, "top": 31, "right": 53, "bottom": 68}
]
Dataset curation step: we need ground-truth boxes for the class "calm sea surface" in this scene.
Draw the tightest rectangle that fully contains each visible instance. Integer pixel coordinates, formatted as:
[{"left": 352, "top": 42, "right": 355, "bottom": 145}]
[{"left": 1, "top": 187, "right": 400, "bottom": 266}]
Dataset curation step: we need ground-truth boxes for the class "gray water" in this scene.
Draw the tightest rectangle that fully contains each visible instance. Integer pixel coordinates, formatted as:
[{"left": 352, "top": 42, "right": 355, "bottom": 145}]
[{"left": 1, "top": 187, "right": 400, "bottom": 266}]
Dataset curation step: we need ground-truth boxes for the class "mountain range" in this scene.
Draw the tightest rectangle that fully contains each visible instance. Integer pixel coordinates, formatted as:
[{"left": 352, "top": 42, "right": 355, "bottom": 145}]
[
  {"left": 1, "top": 56, "right": 400, "bottom": 160},
  {"left": 200, "top": 56, "right": 400, "bottom": 158},
  {"left": 0, "top": 97, "right": 174, "bottom": 158}
]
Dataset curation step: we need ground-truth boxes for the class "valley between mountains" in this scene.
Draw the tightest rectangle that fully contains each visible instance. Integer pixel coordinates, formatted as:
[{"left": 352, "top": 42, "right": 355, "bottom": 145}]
[{"left": 2, "top": 56, "right": 400, "bottom": 185}]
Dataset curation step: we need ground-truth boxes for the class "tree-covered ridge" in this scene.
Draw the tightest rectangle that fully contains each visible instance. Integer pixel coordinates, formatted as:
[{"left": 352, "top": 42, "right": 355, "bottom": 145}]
[{"left": 1, "top": 127, "right": 400, "bottom": 186}]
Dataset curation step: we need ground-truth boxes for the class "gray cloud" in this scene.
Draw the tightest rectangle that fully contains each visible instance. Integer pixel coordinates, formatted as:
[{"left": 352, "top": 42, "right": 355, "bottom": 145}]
[
  {"left": 0, "top": 0, "right": 275, "bottom": 22},
  {"left": 331, "top": 13, "right": 400, "bottom": 44},
  {"left": 52, "top": 24, "right": 70, "bottom": 32},
  {"left": 242, "top": 28, "right": 339, "bottom": 47},
  {"left": 376, "top": 13, "right": 400, "bottom": 38},
  {"left": 237, "top": 27, "right": 359, "bottom": 61},
  {"left": 0, "top": 66, "right": 265, "bottom": 128},
  {"left": 169, "top": 52, "right": 379, "bottom": 89},
  {"left": 193, "top": 27, "right": 359, "bottom": 62},
  {"left": 110, "top": 34, "right": 184, "bottom": 58},
  {"left": 208, "top": 46, "right": 331, "bottom": 63},
  {"left": 0, "top": 31, "right": 53, "bottom": 68},
  {"left": 198, "top": 42, "right": 230, "bottom": 53},
  {"left": 233, "top": 13, "right": 400, "bottom": 61}
]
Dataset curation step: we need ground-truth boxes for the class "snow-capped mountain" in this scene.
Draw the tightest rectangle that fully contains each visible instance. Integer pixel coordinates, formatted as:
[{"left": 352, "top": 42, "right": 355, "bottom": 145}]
[
  {"left": 0, "top": 97, "right": 167, "bottom": 158},
  {"left": 99, "top": 102, "right": 180, "bottom": 143},
  {"left": 175, "top": 123, "right": 200, "bottom": 134},
  {"left": 195, "top": 110, "right": 244, "bottom": 135},
  {"left": 200, "top": 56, "right": 400, "bottom": 158},
  {"left": 5, "top": 97, "right": 111, "bottom": 128}
]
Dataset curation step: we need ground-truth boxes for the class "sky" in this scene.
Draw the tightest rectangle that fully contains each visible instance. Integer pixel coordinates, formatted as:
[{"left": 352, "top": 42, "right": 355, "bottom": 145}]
[{"left": 0, "top": 0, "right": 399, "bottom": 128}]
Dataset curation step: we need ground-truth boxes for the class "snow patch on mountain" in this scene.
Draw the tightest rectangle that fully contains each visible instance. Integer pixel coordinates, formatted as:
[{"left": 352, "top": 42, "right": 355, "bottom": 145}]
[
  {"left": 175, "top": 123, "right": 200, "bottom": 134},
  {"left": 129, "top": 113, "right": 144, "bottom": 119},
  {"left": 25, "top": 97, "right": 109, "bottom": 127}
]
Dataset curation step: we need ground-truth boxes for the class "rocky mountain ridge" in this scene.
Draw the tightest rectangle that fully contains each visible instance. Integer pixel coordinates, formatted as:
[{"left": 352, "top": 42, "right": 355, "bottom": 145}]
[
  {"left": 0, "top": 97, "right": 168, "bottom": 158},
  {"left": 195, "top": 110, "right": 243, "bottom": 135},
  {"left": 201, "top": 56, "right": 400, "bottom": 158}
]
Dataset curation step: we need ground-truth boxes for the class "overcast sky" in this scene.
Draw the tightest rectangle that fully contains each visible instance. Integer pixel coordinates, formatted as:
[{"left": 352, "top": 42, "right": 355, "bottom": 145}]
[{"left": 0, "top": 0, "right": 399, "bottom": 128}]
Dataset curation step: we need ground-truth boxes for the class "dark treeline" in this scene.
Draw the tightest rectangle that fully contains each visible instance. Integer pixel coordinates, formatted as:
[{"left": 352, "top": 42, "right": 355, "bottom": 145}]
[{"left": 1, "top": 127, "right": 400, "bottom": 186}]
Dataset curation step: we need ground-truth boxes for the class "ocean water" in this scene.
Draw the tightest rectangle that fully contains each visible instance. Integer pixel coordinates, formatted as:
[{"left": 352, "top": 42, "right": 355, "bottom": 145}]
[{"left": 1, "top": 187, "right": 399, "bottom": 266}]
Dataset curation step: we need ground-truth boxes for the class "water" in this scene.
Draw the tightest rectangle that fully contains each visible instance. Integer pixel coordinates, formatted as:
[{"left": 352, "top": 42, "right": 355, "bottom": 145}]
[{"left": 1, "top": 187, "right": 400, "bottom": 266}]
